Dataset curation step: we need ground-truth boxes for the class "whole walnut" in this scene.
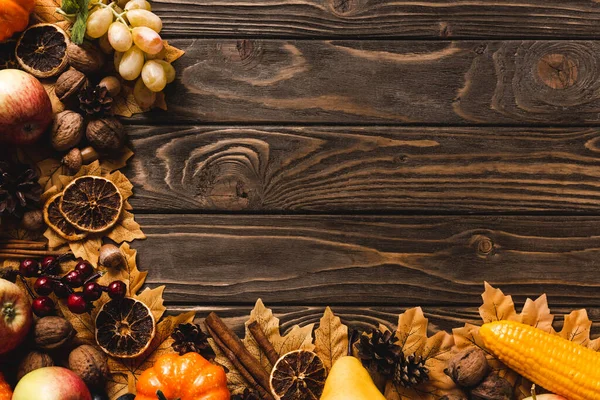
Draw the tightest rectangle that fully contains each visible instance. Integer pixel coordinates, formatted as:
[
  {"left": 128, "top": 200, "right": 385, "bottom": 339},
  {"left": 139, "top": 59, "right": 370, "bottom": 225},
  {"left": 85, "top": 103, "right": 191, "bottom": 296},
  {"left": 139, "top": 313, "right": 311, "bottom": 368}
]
[
  {"left": 69, "top": 345, "right": 109, "bottom": 388},
  {"left": 55, "top": 68, "right": 88, "bottom": 102},
  {"left": 52, "top": 110, "right": 84, "bottom": 151},
  {"left": 67, "top": 42, "right": 105, "bottom": 74},
  {"left": 17, "top": 351, "right": 54, "bottom": 380},
  {"left": 34, "top": 316, "right": 75, "bottom": 350},
  {"left": 445, "top": 347, "right": 490, "bottom": 388},
  {"left": 86, "top": 117, "right": 126, "bottom": 153},
  {"left": 470, "top": 372, "right": 513, "bottom": 400}
]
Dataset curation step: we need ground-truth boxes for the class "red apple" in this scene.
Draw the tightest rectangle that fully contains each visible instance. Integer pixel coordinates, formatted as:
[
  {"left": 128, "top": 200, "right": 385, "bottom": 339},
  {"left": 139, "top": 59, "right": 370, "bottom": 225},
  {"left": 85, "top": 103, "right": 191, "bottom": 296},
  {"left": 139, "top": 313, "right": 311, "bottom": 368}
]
[
  {"left": 0, "top": 69, "right": 53, "bottom": 145},
  {"left": 523, "top": 395, "right": 567, "bottom": 400},
  {"left": 0, "top": 278, "right": 32, "bottom": 355},
  {"left": 13, "top": 367, "right": 92, "bottom": 400}
]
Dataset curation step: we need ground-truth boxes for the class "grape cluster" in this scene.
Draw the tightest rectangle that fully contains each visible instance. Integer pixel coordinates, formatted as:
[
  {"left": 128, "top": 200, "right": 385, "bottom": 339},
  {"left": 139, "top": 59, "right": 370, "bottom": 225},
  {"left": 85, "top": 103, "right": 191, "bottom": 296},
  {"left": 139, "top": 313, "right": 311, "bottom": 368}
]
[
  {"left": 19, "top": 257, "right": 126, "bottom": 317},
  {"left": 86, "top": 0, "right": 175, "bottom": 106}
]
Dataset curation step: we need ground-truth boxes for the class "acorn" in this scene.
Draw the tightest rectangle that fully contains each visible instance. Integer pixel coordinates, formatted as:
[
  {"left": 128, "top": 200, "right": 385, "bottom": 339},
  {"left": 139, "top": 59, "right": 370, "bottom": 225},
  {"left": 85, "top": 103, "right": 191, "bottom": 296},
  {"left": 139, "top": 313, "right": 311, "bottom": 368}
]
[{"left": 62, "top": 146, "right": 99, "bottom": 174}]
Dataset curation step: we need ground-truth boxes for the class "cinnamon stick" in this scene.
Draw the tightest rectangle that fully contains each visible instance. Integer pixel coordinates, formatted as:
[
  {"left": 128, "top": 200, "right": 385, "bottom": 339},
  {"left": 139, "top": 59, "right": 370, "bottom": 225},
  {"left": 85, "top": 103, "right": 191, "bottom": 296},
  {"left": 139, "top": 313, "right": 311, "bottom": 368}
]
[
  {"left": 205, "top": 312, "right": 275, "bottom": 400},
  {"left": 248, "top": 321, "right": 279, "bottom": 367},
  {"left": 0, "top": 243, "right": 47, "bottom": 250},
  {"left": 0, "top": 239, "right": 46, "bottom": 244},
  {"left": 0, "top": 249, "right": 63, "bottom": 256},
  {"left": 205, "top": 324, "right": 274, "bottom": 400}
]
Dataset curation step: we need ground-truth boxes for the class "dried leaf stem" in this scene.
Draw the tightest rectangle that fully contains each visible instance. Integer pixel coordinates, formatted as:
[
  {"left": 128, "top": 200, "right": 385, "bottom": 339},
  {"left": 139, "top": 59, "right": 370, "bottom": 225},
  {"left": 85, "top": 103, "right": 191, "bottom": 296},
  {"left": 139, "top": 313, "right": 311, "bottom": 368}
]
[{"left": 205, "top": 313, "right": 275, "bottom": 400}]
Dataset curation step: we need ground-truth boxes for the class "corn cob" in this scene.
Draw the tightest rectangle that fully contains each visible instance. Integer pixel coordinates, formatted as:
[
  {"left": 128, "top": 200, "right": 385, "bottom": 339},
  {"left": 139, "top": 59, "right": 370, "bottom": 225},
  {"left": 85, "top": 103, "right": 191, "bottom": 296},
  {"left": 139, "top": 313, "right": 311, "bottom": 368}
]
[{"left": 480, "top": 320, "right": 600, "bottom": 400}]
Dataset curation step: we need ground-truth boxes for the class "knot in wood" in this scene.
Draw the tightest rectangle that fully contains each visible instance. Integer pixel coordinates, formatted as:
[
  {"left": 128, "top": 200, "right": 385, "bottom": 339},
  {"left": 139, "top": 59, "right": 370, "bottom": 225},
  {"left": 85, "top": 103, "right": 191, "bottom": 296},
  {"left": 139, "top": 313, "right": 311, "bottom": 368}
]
[
  {"left": 476, "top": 236, "right": 494, "bottom": 256},
  {"left": 330, "top": 0, "right": 357, "bottom": 15},
  {"left": 537, "top": 53, "right": 578, "bottom": 90}
]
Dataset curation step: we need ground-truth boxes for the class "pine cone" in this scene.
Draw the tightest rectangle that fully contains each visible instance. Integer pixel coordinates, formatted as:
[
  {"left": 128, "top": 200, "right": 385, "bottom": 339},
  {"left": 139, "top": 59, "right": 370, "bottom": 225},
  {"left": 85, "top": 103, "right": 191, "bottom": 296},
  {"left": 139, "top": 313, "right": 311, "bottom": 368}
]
[
  {"left": 0, "top": 161, "right": 42, "bottom": 218},
  {"left": 356, "top": 329, "right": 403, "bottom": 377},
  {"left": 171, "top": 323, "right": 216, "bottom": 359},
  {"left": 231, "top": 389, "right": 261, "bottom": 400},
  {"left": 79, "top": 85, "right": 113, "bottom": 116},
  {"left": 393, "top": 353, "right": 429, "bottom": 388}
]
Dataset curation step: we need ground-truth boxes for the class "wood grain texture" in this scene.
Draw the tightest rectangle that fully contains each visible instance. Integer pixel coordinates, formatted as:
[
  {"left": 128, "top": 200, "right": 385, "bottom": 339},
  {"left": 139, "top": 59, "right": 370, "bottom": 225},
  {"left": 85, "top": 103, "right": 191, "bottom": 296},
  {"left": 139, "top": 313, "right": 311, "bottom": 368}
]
[
  {"left": 135, "top": 40, "right": 600, "bottom": 125},
  {"left": 166, "top": 305, "right": 600, "bottom": 337},
  {"left": 126, "top": 125, "right": 600, "bottom": 213},
  {"left": 134, "top": 215, "right": 600, "bottom": 306},
  {"left": 153, "top": 0, "right": 600, "bottom": 39}
]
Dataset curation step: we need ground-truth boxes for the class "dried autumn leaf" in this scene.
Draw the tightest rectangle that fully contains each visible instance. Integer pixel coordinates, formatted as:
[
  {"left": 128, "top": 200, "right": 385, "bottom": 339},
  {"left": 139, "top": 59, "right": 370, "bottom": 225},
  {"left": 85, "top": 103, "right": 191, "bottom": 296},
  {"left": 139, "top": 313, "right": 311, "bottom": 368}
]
[
  {"left": 385, "top": 307, "right": 458, "bottom": 400},
  {"left": 113, "top": 82, "right": 169, "bottom": 117},
  {"left": 163, "top": 41, "right": 185, "bottom": 63},
  {"left": 479, "top": 282, "right": 518, "bottom": 323},
  {"left": 100, "top": 147, "right": 135, "bottom": 174},
  {"left": 33, "top": 0, "right": 72, "bottom": 30},
  {"left": 209, "top": 338, "right": 249, "bottom": 395},
  {"left": 70, "top": 236, "right": 102, "bottom": 266},
  {"left": 42, "top": 80, "right": 65, "bottom": 114},
  {"left": 107, "top": 311, "right": 196, "bottom": 398},
  {"left": 314, "top": 307, "right": 348, "bottom": 370},
  {"left": 97, "top": 242, "right": 147, "bottom": 297},
  {"left": 135, "top": 286, "right": 167, "bottom": 322}
]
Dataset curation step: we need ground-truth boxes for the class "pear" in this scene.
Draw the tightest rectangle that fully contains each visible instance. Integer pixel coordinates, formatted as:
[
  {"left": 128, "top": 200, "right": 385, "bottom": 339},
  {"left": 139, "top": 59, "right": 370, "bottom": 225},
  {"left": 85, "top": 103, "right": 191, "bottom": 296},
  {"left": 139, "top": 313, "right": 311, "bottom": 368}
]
[{"left": 320, "top": 356, "right": 386, "bottom": 400}]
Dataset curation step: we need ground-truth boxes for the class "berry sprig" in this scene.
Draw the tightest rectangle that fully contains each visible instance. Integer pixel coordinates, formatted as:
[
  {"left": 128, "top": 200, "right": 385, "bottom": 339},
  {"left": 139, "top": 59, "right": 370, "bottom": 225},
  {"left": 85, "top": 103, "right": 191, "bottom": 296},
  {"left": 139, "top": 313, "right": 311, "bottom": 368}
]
[{"left": 18, "top": 256, "right": 126, "bottom": 317}]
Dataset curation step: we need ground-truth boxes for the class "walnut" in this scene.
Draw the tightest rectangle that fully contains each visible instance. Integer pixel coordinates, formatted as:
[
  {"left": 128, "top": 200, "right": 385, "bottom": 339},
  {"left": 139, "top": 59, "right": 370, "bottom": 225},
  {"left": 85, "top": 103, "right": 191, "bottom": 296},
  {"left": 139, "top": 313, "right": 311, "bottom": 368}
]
[
  {"left": 21, "top": 209, "right": 44, "bottom": 231},
  {"left": 55, "top": 68, "right": 88, "bottom": 102},
  {"left": 68, "top": 345, "right": 109, "bottom": 388},
  {"left": 62, "top": 146, "right": 99, "bottom": 174},
  {"left": 51, "top": 110, "right": 84, "bottom": 151},
  {"left": 470, "top": 372, "right": 514, "bottom": 400},
  {"left": 86, "top": 117, "right": 126, "bottom": 153},
  {"left": 33, "top": 316, "right": 75, "bottom": 350},
  {"left": 445, "top": 347, "right": 490, "bottom": 388},
  {"left": 99, "top": 243, "right": 126, "bottom": 269},
  {"left": 17, "top": 351, "right": 54, "bottom": 380},
  {"left": 67, "top": 42, "right": 105, "bottom": 74},
  {"left": 439, "top": 395, "right": 468, "bottom": 400}
]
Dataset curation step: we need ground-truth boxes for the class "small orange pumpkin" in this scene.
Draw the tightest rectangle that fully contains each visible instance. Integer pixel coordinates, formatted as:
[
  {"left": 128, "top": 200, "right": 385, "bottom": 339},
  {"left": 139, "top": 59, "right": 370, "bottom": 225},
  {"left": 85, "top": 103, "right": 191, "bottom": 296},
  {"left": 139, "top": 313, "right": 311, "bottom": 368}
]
[
  {"left": 0, "top": 372, "right": 12, "bottom": 400},
  {"left": 0, "top": 0, "right": 35, "bottom": 42},
  {"left": 136, "top": 352, "right": 230, "bottom": 400}
]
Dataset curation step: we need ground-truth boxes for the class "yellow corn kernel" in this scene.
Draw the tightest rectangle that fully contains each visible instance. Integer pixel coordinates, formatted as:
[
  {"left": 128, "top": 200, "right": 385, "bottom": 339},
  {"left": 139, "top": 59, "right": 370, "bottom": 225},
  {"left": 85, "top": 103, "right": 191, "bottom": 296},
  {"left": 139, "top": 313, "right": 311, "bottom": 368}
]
[{"left": 480, "top": 320, "right": 600, "bottom": 400}]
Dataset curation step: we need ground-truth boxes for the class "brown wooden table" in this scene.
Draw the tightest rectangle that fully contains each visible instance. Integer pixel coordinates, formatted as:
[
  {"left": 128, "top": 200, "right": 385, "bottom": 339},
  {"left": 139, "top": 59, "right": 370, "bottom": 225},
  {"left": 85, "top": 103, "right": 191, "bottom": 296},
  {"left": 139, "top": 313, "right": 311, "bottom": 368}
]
[{"left": 130, "top": 0, "right": 600, "bottom": 336}]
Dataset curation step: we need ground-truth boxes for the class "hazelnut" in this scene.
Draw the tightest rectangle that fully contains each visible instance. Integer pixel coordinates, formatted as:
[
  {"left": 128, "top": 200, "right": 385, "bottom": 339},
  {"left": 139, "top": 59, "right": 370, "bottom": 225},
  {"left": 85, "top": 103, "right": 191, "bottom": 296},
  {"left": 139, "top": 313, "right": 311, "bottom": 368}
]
[
  {"left": 98, "top": 76, "right": 121, "bottom": 97},
  {"left": 99, "top": 243, "right": 126, "bottom": 269},
  {"left": 55, "top": 68, "right": 88, "bottom": 102},
  {"left": 67, "top": 42, "right": 105, "bottom": 74},
  {"left": 470, "top": 372, "right": 513, "bottom": 400},
  {"left": 17, "top": 351, "right": 54, "bottom": 380},
  {"left": 86, "top": 117, "right": 126, "bottom": 153},
  {"left": 34, "top": 316, "right": 75, "bottom": 350},
  {"left": 445, "top": 347, "right": 490, "bottom": 388},
  {"left": 52, "top": 110, "right": 84, "bottom": 151},
  {"left": 68, "top": 345, "right": 109, "bottom": 388},
  {"left": 62, "top": 146, "right": 99, "bottom": 174},
  {"left": 21, "top": 209, "right": 44, "bottom": 231}
]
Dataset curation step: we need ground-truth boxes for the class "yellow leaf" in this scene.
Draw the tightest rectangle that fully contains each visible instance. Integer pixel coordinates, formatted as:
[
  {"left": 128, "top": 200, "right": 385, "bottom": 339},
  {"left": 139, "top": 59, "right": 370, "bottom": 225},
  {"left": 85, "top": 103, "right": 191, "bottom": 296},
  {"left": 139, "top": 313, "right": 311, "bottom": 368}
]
[
  {"left": 97, "top": 243, "right": 147, "bottom": 297},
  {"left": 314, "top": 307, "right": 348, "bottom": 370},
  {"left": 69, "top": 236, "right": 102, "bottom": 267},
  {"left": 519, "top": 294, "right": 553, "bottom": 332},
  {"left": 107, "top": 211, "right": 146, "bottom": 243},
  {"left": 557, "top": 309, "right": 593, "bottom": 345},
  {"left": 56, "top": 301, "right": 97, "bottom": 346},
  {"left": 479, "top": 281, "right": 518, "bottom": 323},
  {"left": 396, "top": 307, "right": 427, "bottom": 355},
  {"left": 107, "top": 311, "right": 196, "bottom": 396},
  {"left": 163, "top": 41, "right": 185, "bottom": 63},
  {"left": 42, "top": 80, "right": 65, "bottom": 114},
  {"left": 112, "top": 84, "right": 143, "bottom": 118},
  {"left": 100, "top": 148, "right": 135, "bottom": 174},
  {"left": 43, "top": 228, "right": 68, "bottom": 249},
  {"left": 135, "top": 286, "right": 167, "bottom": 322},
  {"left": 37, "top": 158, "right": 62, "bottom": 189}
]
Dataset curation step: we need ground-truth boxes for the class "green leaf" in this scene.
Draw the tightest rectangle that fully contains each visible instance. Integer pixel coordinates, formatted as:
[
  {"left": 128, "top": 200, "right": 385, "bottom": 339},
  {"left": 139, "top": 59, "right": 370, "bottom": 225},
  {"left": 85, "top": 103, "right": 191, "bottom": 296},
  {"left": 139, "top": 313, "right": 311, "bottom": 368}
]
[
  {"left": 61, "top": 0, "right": 79, "bottom": 14},
  {"left": 71, "top": 0, "right": 90, "bottom": 45}
]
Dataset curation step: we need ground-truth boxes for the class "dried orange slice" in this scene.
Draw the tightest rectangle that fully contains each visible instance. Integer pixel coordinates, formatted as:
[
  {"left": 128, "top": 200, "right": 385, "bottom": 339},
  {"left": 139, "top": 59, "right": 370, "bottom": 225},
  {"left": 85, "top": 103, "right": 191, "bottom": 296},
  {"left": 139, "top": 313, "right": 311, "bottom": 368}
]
[
  {"left": 270, "top": 350, "right": 327, "bottom": 400},
  {"left": 95, "top": 298, "right": 155, "bottom": 358},
  {"left": 43, "top": 193, "right": 87, "bottom": 241},
  {"left": 16, "top": 24, "right": 69, "bottom": 78},
  {"left": 59, "top": 176, "right": 123, "bottom": 233}
]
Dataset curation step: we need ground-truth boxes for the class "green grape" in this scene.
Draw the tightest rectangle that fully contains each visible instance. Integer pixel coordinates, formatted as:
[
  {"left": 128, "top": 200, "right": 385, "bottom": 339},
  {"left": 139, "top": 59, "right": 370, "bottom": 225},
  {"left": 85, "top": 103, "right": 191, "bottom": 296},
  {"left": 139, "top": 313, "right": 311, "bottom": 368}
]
[
  {"left": 114, "top": 51, "right": 124, "bottom": 71},
  {"left": 154, "top": 60, "right": 176, "bottom": 84},
  {"left": 124, "top": 0, "right": 151, "bottom": 11},
  {"left": 126, "top": 9, "right": 162, "bottom": 33},
  {"left": 141, "top": 60, "right": 167, "bottom": 92},
  {"left": 118, "top": 45, "right": 144, "bottom": 80},
  {"left": 108, "top": 22, "right": 133, "bottom": 52},
  {"left": 132, "top": 27, "right": 164, "bottom": 55},
  {"left": 86, "top": 7, "right": 113, "bottom": 38},
  {"left": 98, "top": 33, "right": 114, "bottom": 54},
  {"left": 133, "top": 77, "right": 156, "bottom": 109}
]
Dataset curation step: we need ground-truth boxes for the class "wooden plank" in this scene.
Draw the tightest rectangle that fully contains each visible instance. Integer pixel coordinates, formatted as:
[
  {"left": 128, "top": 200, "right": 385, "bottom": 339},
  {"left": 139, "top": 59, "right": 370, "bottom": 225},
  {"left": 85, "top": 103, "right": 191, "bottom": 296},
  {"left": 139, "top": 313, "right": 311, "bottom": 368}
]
[
  {"left": 134, "top": 40, "right": 600, "bottom": 125},
  {"left": 134, "top": 215, "right": 600, "bottom": 306},
  {"left": 166, "top": 305, "right": 600, "bottom": 337},
  {"left": 153, "top": 0, "right": 600, "bottom": 39},
  {"left": 126, "top": 125, "right": 600, "bottom": 213}
]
